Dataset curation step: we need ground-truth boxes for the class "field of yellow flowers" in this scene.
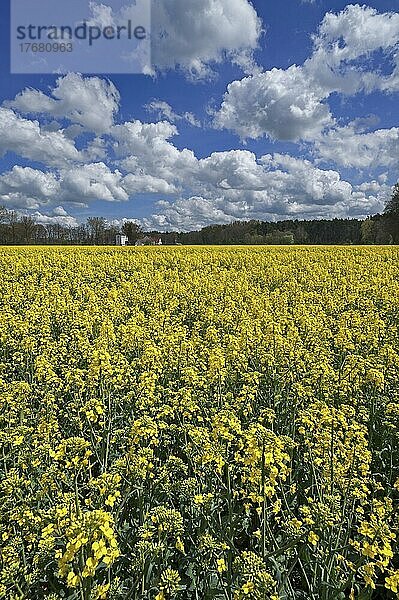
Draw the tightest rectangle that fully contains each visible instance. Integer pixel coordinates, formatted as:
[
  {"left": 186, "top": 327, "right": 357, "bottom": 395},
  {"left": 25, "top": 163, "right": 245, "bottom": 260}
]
[{"left": 0, "top": 246, "right": 399, "bottom": 600}]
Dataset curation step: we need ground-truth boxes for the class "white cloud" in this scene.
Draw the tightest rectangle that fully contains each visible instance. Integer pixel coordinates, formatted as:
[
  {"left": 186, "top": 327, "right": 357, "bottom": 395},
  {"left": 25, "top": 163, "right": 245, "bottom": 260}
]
[
  {"left": 307, "top": 5, "right": 399, "bottom": 96},
  {"left": 6, "top": 74, "right": 120, "bottom": 134},
  {"left": 112, "top": 119, "right": 197, "bottom": 188},
  {"left": 59, "top": 163, "right": 128, "bottom": 202},
  {"left": 0, "top": 58, "right": 394, "bottom": 228},
  {"left": 144, "top": 151, "right": 390, "bottom": 230},
  {"left": 87, "top": 1, "right": 115, "bottom": 28},
  {"left": 0, "top": 166, "right": 61, "bottom": 209},
  {"left": 152, "top": 0, "right": 262, "bottom": 78},
  {"left": 214, "top": 67, "right": 333, "bottom": 141},
  {"left": 144, "top": 196, "right": 234, "bottom": 231},
  {"left": 146, "top": 100, "right": 200, "bottom": 127},
  {"left": 0, "top": 112, "right": 195, "bottom": 208},
  {"left": 0, "top": 162, "right": 131, "bottom": 209},
  {"left": 0, "top": 110, "right": 83, "bottom": 168},
  {"left": 313, "top": 4, "right": 399, "bottom": 66},
  {"left": 52, "top": 205, "right": 69, "bottom": 216},
  {"left": 123, "top": 173, "right": 177, "bottom": 195},
  {"left": 83, "top": 137, "right": 108, "bottom": 162},
  {"left": 214, "top": 4, "right": 399, "bottom": 141},
  {"left": 315, "top": 125, "right": 399, "bottom": 169},
  {"left": 107, "top": 217, "right": 142, "bottom": 229},
  {"left": 0, "top": 115, "right": 390, "bottom": 227},
  {"left": 260, "top": 154, "right": 354, "bottom": 206},
  {"left": 84, "top": 0, "right": 262, "bottom": 78},
  {"left": 197, "top": 150, "right": 269, "bottom": 191},
  {"left": 0, "top": 166, "right": 60, "bottom": 200},
  {"left": 32, "top": 209, "right": 79, "bottom": 228}
]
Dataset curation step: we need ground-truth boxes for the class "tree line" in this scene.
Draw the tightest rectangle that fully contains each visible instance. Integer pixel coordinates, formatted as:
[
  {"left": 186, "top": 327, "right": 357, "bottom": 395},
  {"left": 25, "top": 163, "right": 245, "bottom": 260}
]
[{"left": 0, "top": 184, "right": 398, "bottom": 246}]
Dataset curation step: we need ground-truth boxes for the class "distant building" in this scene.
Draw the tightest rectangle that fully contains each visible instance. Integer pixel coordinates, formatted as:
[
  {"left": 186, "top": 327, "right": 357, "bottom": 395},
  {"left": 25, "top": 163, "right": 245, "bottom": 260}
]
[
  {"left": 115, "top": 235, "right": 129, "bottom": 246},
  {"left": 135, "top": 236, "right": 163, "bottom": 246}
]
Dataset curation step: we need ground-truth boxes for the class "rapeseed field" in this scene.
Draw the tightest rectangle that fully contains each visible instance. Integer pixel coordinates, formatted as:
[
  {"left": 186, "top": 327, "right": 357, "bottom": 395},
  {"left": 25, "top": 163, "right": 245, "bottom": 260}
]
[{"left": 0, "top": 246, "right": 398, "bottom": 600}]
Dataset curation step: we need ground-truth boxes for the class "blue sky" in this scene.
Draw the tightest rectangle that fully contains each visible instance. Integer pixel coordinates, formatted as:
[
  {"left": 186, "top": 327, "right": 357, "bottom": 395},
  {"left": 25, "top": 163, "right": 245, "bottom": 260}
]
[{"left": 0, "top": 0, "right": 398, "bottom": 230}]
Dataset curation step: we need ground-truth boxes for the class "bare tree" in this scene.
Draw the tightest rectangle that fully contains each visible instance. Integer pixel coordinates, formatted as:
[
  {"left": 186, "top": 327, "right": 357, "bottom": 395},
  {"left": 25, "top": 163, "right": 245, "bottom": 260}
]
[
  {"left": 87, "top": 217, "right": 107, "bottom": 245},
  {"left": 20, "top": 216, "right": 36, "bottom": 244}
]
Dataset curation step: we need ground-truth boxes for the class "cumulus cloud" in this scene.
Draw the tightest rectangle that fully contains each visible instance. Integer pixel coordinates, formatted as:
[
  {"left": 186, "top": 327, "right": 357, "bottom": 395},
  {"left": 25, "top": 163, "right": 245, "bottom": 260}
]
[
  {"left": 146, "top": 100, "right": 200, "bottom": 127},
  {"left": 0, "top": 162, "right": 144, "bottom": 209},
  {"left": 31, "top": 208, "right": 79, "bottom": 228},
  {"left": 0, "top": 63, "right": 395, "bottom": 229},
  {"left": 59, "top": 163, "right": 128, "bottom": 203},
  {"left": 2, "top": 103, "right": 387, "bottom": 229},
  {"left": 152, "top": 0, "right": 262, "bottom": 78},
  {"left": 214, "top": 67, "right": 333, "bottom": 141},
  {"left": 0, "top": 163, "right": 130, "bottom": 208},
  {"left": 0, "top": 166, "right": 60, "bottom": 202},
  {"left": 0, "top": 166, "right": 63, "bottom": 210},
  {"left": 144, "top": 196, "right": 235, "bottom": 231},
  {"left": 315, "top": 125, "right": 399, "bottom": 169},
  {"left": 308, "top": 4, "right": 399, "bottom": 95},
  {"left": 143, "top": 152, "right": 390, "bottom": 230},
  {"left": 215, "top": 4, "right": 399, "bottom": 141},
  {"left": 313, "top": 4, "right": 399, "bottom": 67},
  {"left": 197, "top": 150, "right": 271, "bottom": 191},
  {"left": 0, "top": 108, "right": 84, "bottom": 168},
  {"left": 112, "top": 119, "right": 197, "bottom": 189},
  {"left": 6, "top": 74, "right": 120, "bottom": 134},
  {"left": 123, "top": 172, "right": 177, "bottom": 195},
  {"left": 0, "top": 103, "right": 197, "bottom": 209},
  {"left": 84, "top": 0, "right": 262, "bottom": 78}
]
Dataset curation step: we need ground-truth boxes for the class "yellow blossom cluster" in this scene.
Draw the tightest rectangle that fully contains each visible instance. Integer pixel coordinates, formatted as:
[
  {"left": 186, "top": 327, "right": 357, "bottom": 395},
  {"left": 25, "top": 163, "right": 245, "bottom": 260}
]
[{"left": 0, "top": 245, "right": 398, "bottom": 599}]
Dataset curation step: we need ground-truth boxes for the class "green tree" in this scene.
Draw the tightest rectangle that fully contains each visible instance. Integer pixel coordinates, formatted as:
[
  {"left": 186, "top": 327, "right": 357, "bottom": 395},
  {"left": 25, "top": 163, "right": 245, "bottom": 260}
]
[
  {"left": 384, "top": 183, "right": 399, "bottom": 243},
  {"left": 294, "top": 223, "right": 309, "bottom": 244},
  {"left": 384, "top": 183, "right": 399, "bottom": 216},
  {"left": 264, "top": 230, "right": 294, "bottom": 245},
  {"left": 121, "top": 221, "right": 143, "bottom": 245},
  {"left": 361, "top": 219, "right": 376, "bottom": 244}
]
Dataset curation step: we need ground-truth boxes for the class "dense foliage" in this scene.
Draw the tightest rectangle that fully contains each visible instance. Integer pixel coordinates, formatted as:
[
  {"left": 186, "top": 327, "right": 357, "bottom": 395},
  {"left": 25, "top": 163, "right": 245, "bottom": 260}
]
[
  {"left": 1, "top": 246, "right": 399, "bottom": 600},
  {"left": 0, "top": 207, "right": 397, "bottom": 246}
]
